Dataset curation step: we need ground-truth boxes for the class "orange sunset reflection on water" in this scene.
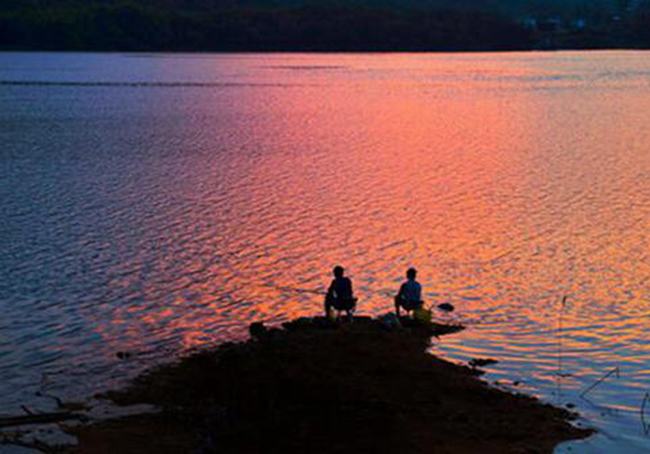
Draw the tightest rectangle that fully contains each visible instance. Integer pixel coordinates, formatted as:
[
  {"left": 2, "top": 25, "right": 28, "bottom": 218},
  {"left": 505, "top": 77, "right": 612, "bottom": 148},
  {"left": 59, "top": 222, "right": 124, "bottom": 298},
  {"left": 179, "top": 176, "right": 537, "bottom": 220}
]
[
  {"left": 1, "top": 52, "right": 649, "bottom": 450},
  {"left": 132, "top": 54, "right": 648, "bottom": 450}
]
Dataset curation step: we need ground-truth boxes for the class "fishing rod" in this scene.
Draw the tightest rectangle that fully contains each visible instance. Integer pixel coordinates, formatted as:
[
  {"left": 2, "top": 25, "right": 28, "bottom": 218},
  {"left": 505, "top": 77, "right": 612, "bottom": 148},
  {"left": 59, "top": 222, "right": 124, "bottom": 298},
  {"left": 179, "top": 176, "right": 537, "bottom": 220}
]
[
  {"left": 261, "top": 283, "right": 457, "bottom": 312},
  {"left": 262, "top": 282, "right": 454, "bottom": 300}
]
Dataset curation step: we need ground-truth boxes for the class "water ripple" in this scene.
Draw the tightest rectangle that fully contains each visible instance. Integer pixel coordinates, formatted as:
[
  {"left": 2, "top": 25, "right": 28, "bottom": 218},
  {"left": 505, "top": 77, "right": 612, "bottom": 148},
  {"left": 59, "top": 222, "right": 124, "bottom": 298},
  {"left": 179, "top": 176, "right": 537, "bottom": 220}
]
[{"left": 1, "top": 51, "right": 649, "bottom": 452}]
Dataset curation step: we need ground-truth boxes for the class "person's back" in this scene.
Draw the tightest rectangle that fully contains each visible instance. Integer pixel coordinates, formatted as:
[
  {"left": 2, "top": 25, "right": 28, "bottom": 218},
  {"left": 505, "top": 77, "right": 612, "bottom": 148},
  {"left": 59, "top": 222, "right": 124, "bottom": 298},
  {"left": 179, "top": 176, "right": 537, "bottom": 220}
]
[
  {"left": 330, "top": 276, "right": 353, "bottom": 300},
  {"left": 324, "top": 265, "right": 357, "bottom": 319},
  {"left": 395, "top": 267, "right": 423, "bottom": 316},
  {"left": 399, "top": 278, "right": 422, "bottom": 303}
]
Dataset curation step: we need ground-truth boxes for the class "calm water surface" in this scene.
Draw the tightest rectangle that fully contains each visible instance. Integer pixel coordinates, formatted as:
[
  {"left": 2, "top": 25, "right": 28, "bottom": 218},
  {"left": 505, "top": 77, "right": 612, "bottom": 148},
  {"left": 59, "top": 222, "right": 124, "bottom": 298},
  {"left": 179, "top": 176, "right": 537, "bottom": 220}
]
[{"left": 1, "top": 51, "right": 649, "bottom": 452}]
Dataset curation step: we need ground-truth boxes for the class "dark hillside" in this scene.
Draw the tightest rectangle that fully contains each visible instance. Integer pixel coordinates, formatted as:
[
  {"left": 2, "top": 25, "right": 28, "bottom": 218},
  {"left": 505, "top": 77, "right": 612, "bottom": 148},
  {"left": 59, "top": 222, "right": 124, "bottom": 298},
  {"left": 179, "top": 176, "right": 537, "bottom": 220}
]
[
  {"left": 0, "top": 0, "right": 649, "bottom": 51},
  {"left": 0, "top": 1, "right": 532, "bottom": 51}
]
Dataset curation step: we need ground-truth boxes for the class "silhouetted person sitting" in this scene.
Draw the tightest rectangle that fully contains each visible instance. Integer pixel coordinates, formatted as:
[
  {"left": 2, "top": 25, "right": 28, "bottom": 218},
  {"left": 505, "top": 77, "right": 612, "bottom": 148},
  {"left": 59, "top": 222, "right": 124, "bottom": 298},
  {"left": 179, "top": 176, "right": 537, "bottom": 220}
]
[
  {"left": 325, "top": 265, "right": 357, "bottom": 320},
  {"left": 395, "top": 267, "right": 423, "bottom": 317}
]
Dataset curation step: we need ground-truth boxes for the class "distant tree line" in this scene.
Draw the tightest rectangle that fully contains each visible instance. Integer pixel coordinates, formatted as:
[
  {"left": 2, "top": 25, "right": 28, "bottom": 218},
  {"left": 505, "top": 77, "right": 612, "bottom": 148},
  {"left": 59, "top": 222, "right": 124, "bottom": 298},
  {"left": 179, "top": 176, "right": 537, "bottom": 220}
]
[
  {"left": 0, "top": 0, "right": 649, "bottom": 51},
  {"left": 0, "top": 1, "right": 532, "bottom": 51}
]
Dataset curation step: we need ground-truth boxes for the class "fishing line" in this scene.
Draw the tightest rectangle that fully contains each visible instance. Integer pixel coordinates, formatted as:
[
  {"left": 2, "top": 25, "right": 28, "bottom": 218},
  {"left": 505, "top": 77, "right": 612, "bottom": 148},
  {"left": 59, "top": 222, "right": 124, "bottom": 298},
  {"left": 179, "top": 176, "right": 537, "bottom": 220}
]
[
  {"left": 580, "top": 366, "right": 620, "bottom": 399},
  {"left": 641, "top": 392, "right": 650, "bottom": 435},
  {"left": 556, "top": 295, "right": 568, "bottom": 402}
]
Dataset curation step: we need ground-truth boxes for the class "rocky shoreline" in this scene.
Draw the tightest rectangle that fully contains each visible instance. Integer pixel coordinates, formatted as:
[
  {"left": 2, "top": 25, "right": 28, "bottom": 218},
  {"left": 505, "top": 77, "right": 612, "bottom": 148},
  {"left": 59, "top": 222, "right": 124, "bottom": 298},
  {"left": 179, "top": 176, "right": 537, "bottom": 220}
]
[
  {"left": 0, "top": 316, "right": 593, "bottom": 453},
  {"left": 56, "top": 316, "right": 592, "bottom": 453}
]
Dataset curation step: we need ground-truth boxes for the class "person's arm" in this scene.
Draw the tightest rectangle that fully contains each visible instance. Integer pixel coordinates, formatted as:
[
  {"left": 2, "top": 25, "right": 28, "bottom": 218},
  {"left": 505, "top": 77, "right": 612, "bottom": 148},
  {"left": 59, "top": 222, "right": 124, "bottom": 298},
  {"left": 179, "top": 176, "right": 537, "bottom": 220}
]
[
  {"left": 347, "top": 278, "right": 354, "bottom": 298},
  {"left": 326, "top": 280, "right": 335, "bottom": 299},
  {"left": 397, "top": 283, "right": 405, "bottom": 300}
]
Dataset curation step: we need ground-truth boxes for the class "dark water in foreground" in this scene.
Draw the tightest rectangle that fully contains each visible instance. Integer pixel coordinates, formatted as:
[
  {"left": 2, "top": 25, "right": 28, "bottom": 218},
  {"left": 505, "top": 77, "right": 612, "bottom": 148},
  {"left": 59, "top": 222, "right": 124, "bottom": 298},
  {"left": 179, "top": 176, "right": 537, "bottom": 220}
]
[{"left": 1, "top": 52, "right": 649, "bottom": 452}]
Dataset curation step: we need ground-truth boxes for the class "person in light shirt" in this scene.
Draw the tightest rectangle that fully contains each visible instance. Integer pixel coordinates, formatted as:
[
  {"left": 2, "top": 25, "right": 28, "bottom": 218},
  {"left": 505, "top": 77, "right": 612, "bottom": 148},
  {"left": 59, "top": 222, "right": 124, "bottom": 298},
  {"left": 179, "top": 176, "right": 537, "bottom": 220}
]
[{"left": 394, "top": 267, "right": 423, "bottom": 317}]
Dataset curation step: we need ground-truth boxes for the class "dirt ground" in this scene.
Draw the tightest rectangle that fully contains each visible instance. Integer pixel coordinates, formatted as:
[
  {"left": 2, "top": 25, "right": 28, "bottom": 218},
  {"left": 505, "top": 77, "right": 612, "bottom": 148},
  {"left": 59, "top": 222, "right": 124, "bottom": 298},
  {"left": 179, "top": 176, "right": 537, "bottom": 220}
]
[{"left": 69, "top": 316, "right": 593, "bottom": 453}]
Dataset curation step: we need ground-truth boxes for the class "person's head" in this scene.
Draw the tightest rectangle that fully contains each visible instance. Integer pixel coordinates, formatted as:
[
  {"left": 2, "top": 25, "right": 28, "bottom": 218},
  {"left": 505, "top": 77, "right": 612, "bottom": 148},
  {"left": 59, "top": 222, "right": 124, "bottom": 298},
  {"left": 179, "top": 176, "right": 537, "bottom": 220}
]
[
  {"left": 406, "top": 267, "right": 417, "bottom": 280},
  {"left": 333, "top": 265, "right": 344, "bottom": 278}
]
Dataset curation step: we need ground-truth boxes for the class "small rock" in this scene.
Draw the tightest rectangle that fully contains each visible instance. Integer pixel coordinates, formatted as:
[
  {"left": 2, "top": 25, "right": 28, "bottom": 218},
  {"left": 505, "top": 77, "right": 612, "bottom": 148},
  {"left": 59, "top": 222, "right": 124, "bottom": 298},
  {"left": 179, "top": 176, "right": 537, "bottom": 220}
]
[
  {"left": 437, "top": 303, "right": 455, "bottom": 312},
  {"left": 379, "top": 313, "right": 402, "bottom": 330},
  {"left": 249, "top": 322, "right": 267, "bottom": 339},
  {"left": 469, "top": 358, "right": 498, "bottom": 368},
  {"left": 60, "top": 401, "right": 89, "bottom": 411}
]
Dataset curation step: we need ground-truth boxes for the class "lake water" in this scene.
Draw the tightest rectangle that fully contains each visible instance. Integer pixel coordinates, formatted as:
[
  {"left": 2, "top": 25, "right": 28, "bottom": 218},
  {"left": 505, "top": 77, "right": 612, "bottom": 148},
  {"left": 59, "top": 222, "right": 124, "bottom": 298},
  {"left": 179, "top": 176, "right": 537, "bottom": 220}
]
[{"left": 1, "top": 51, "right": 649, "bottom": 452}]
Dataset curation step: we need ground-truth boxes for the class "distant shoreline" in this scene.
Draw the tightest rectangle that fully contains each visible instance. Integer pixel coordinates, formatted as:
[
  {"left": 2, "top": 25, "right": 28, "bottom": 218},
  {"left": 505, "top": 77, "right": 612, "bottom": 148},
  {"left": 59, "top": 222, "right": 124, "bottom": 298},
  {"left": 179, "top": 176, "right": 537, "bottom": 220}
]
[
  {"left": 1, "top": 47, "right": 649, "bottom": 54},
  {"left": 4, "top": 2, "right": 649, "bottom": 56}
]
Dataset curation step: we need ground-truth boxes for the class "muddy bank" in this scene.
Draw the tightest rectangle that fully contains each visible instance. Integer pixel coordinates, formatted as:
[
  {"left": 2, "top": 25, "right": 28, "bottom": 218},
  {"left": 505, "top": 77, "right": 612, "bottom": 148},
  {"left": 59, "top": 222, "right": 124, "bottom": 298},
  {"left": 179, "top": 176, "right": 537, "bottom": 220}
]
[{"left": 70, "top": 316, "right": 592, "bottom": 453}]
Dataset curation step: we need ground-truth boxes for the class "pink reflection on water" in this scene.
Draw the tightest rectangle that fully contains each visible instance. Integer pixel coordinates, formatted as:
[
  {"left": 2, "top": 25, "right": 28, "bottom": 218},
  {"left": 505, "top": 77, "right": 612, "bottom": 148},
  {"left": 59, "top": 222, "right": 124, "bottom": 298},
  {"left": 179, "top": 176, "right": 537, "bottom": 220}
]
[
  {"left": 93, "top": 54, "right": 650, "bottom": 364},
  {"left": 80, "top": 56, "right": 650, "bottom": 451}
]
